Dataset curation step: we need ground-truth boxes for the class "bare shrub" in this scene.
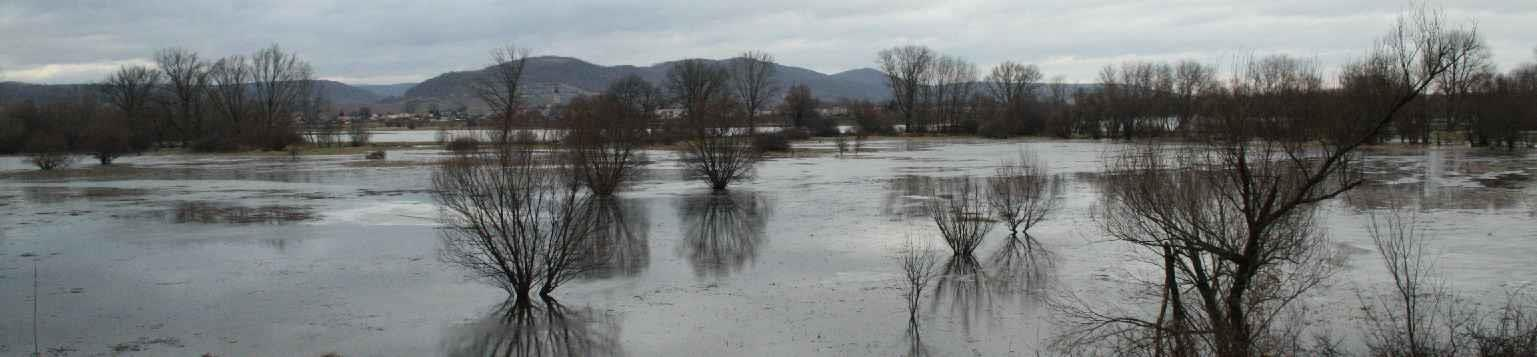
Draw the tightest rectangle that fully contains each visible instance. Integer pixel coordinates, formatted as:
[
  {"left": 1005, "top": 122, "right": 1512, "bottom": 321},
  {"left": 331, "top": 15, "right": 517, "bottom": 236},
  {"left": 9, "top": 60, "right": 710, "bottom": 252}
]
[
  {"left": 82, "top": 115, "right": 133, "bottom": 165},
  {"left": 25, "top": 133, "right": 76, "bottom": 170},
  {"left": 446, "top": 136, "right": 480, "bottom": 154},
  {"left": 897, "top": 237, "right": 942, "bottom": 323},
  {"left": 896, "top": 237, "right": 942, "bottom": 357},
  {"left": 1469, "top": 289, "right": 1537, "bottom": 357},
  {"left": 987, "top": 151, "right": 1063, "bottom": 247},
  {"left": 432, "top": 148, "right": 600, "bottom": 305},
  {"left": 669, "top": 59, "right": 761, "bottom": 190},
  {"left": 681, "top": 130, "right": 760, "bottom": 191},
  {"left": 364, "top": 150, "right": 385, "bottom": 160},
  {"left": 926, "top": 177, "right": 995, "bottom": 257}
]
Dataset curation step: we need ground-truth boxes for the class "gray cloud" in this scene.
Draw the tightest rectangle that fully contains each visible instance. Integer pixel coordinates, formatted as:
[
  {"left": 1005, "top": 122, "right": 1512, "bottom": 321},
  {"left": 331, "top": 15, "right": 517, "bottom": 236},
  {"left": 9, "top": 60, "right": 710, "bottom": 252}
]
[{"left": 1, "top": 0, "right": 1532, "bottom": 84}]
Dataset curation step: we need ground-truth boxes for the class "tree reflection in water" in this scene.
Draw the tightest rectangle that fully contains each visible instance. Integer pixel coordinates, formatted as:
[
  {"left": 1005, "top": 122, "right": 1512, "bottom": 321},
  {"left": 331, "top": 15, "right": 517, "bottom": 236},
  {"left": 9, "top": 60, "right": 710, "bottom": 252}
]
[
  {"left": 676, "top": 192, "right": 771, "bottom": 279},
  {"left": 927, "top": 236, "right": 1056, "bottom": 336},
  {"left": 580, "top": 197, "right": 650, "bottom": 279},
  {"left": 443, "top": 299, "right": 621, "bottom": 357}
]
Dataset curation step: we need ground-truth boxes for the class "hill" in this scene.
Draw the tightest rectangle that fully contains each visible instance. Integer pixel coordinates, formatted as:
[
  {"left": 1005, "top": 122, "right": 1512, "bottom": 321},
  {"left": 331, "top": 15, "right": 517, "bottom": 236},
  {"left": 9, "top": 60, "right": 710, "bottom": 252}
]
[
  {"left": 353, "top": 83, "right": 417, "bottom": 97},
  {"left": 402, "top": 56, "right": 894, "bottom": 110}
]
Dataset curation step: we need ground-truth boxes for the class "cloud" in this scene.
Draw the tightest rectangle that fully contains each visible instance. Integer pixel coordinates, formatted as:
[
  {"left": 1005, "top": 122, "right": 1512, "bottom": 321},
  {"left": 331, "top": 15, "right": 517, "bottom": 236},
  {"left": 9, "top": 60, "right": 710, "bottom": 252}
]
[
  {"left": 0, "top": 0, "right": 1533, "bottom": 84},
  {"left": 2, "top": 58, "right": 155, "bottom": 83}
]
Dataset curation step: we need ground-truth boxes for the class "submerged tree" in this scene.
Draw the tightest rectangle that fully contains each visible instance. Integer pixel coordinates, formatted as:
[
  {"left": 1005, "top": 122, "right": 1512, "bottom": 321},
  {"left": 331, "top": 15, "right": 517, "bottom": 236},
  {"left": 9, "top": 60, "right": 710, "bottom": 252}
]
[
  {"left": 562, "top": 94, "right": 649, "bottom": 196},
  {"left": 670, "top": 59, "right": 761, "bottom": 190},
  {"left": 896, "top": 236, "right": 942, "bottom": 355},
  {"left": 987, "top": 151, "right": 1063, "bottom": 249},
  {"left": 433, "top": 148, "right": 601, "bottom": 305},
  {"left": 926, "top": 177, "right": 995, "bottom": 257}
]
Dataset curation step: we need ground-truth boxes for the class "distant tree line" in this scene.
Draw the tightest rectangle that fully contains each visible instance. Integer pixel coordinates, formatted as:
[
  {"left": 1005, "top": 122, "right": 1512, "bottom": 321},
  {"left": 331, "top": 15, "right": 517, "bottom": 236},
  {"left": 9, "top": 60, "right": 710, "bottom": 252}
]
[
  {"left": 0, "top": 45, "right": 328, "bottom": 168},
  {"left": 870, "top": 36, "right": 1537, "bottom": 148}
]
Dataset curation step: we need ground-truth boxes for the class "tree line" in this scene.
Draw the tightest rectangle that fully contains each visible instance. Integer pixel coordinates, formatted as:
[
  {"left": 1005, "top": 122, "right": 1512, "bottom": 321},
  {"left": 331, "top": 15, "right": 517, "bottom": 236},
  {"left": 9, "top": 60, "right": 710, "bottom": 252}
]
[
  {"left": 872, "top": 34, "right": 1537, "bottom": 148},
  {"left": 0, "top": 45, "right": 336, "bottom": 168}
]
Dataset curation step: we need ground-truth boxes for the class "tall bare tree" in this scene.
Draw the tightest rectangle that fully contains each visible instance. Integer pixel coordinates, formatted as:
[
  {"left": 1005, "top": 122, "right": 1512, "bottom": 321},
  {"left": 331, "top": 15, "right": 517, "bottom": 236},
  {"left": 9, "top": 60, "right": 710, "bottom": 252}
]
[
  {"left": 606, "top": 74, "right": 663, "bottom": 130},
  {"left": 929, "top": 55, "right": 978, "bottom": 133},
  {"left": 1170, "top": 60, "right": 1219, "bottom": 134},
  {"left": 667, "top": 59, "right": 732, "bottom": 129},
  {"left": 434, "top": 148, "right": 600, "bottom": 305},
  {"left": 986, "top": 61, "right": 1043, "bottom": 134},
  {"left": 779, "top": 83, "right": 819, "bottom": 130},
  {"left": 207, "top": 55, "right": 251, "bottom": 146},
  {"left": 248, "top": 45, "right": 313, "bottom": 149},
  {"left": 100, "top": 65, "right": 162, "bottom": 149},
  {"left": 154, "top": 48, "right": 209, "bottom": 146},
  {"left": 731, "top": 51, "right": 779, "bottom": 133},
  {"left": 470, "top": 46, "right": 531, "bottom": 145},
  {"left": 878, "top": 45, "right": 936, "bottom": 133}
]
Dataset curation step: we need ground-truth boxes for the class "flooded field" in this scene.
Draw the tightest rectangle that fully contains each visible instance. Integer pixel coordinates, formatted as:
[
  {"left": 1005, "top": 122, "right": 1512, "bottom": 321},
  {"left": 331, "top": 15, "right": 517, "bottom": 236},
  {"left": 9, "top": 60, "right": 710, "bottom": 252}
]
[{"left": 1, "top": 138, "right": 1534, "bottom": 356}]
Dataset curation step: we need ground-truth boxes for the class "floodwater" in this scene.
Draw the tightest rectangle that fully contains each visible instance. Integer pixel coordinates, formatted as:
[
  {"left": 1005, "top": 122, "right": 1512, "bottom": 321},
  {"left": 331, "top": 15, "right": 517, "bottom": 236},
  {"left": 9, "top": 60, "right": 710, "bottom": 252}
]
[{"left": 0, "top": 139, "right": 1533, "bottom": 356}]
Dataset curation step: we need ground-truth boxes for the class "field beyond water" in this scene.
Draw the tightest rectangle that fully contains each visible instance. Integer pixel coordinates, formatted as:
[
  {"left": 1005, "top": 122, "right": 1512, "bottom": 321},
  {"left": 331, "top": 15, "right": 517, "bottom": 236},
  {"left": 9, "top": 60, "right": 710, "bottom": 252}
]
[{"left": 1, "top": 138, "right": 1534, "bottom": 356}]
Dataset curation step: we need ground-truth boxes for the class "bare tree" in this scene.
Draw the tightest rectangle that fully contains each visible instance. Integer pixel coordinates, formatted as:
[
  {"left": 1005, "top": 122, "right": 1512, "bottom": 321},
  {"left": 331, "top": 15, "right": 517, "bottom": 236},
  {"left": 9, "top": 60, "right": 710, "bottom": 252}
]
[
  {"left": 100, "top": 64, "right": 162, "bottom": 149},
  {"left": 562, "top": 94, "right": 649, "bottom": 195},
  {"left": 928, "top": 55, "right": 977, "bottom": 133},
  {"left": 249, "top": 44, "right": 313, "bottom": 150},
  {"left": 780, "top": 84, "right": 819, "bottom": 129},
  {"left": 878, "top": 45, "right": 936, "bottom": 133},
  {"left": 433, "top": 148, "right": 600, "bottom": 305},
  {"left": 207, "top": 55, "right": 252, "bottom": 148},
  {"left": 985, "top": 61, "right": 1043, "bottom": 135},
  {"left": 470, "top": 46, "right": 531, "bottom": 145},
  {"left": 154, "top": 48, "right": 209, "bottom": 147},
  {"left": 1170, "top": 60, "right": 1219, "bottom": 134},
  {"left": 606, "top": 74, "right": 663, "bottom": 131},
  {"left": 669, "top": 60, "right": 759, "bottom": 190},
  {"left": 1059, "top": 8, "right": 1477, "bottom": 354},
  {"left": 731, "top": 51, "right": 779, "bottom": 134},
  {"left": 668, "top": 59, "right": 732, "bottom": 129},
  {"left": 926, "top": 177, "right": 995, "bottom": 257}
]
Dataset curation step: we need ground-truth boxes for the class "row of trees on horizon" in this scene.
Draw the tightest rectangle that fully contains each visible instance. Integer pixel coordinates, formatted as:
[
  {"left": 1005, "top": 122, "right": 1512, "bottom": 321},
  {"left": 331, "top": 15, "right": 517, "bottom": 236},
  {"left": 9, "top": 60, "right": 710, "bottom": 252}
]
[{"left": 2, "top": 13, "right": 1535, "bottom": 170}]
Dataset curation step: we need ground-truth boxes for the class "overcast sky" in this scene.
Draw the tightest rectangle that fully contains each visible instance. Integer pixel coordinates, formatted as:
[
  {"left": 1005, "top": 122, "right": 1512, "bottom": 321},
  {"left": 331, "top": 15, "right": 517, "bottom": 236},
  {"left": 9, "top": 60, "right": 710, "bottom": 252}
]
[{"left": 1, "top": 0, "right": 1533, "bottom": 85}]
